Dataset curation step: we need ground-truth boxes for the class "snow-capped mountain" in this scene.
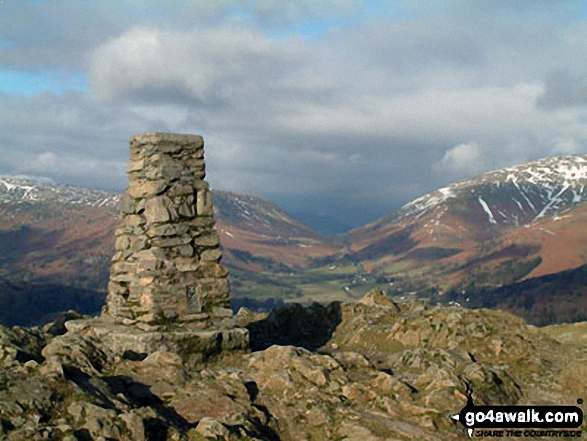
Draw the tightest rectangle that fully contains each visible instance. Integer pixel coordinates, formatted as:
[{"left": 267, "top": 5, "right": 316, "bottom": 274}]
[
  {"left": 0, "top": 176, "right": 122, "bottom": 208},
  {"left": 344, "top": 155, "right": 587, "bottom": 288},
  {"left": 398, "top": 155, "right": 587, "bottom": 226}
]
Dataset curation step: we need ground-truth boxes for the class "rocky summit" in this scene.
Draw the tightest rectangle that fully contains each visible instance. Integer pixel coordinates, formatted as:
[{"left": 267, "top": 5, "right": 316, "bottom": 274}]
[{"left": 0, "top": 290, "right": 585, "bottom": 440}]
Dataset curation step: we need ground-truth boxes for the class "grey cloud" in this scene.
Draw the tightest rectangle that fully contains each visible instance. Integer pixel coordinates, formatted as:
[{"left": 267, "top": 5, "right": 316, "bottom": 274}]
[
  {"left": 0, "top": 92, "right": 142, "bottom": 190},
  {"left": 536, "top": 70, "right": 587, "bottom": 110},
  {"left": 3, "top": 2, "right": 587, "bottom": 230}
]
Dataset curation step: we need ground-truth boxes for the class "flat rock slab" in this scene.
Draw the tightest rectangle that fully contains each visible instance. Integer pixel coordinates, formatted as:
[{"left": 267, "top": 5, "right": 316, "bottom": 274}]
[{"left": 65, "top": 319, "right": 249, "bottom": 364}]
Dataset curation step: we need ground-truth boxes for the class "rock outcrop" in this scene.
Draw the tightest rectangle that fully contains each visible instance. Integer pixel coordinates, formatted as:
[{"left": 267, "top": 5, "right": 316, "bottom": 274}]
[
  {"left": 1, "top": 291, "right": 585, "bottom": 440},
  {"left": 105, "top": 132, "right": 230, "bottom": 322}
]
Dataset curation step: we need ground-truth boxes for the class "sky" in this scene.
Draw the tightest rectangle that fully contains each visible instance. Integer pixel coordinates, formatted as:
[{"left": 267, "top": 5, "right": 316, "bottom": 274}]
[{"left": 1, "top": 0, "right": 587, "bottom": 233}]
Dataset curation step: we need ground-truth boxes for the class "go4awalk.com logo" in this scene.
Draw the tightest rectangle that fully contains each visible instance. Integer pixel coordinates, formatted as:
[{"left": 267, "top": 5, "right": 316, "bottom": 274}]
[{"left": 451, "top": 394, "right": 584, "bottom": 438}]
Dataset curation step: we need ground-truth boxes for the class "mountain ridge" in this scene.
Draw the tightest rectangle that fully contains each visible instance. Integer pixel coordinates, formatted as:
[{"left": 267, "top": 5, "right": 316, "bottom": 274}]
[
  {"left": 342, "top": 154, "right": 587, "bottom": 289},
  {"left": 349, "top": 154, "right": 587, "bottom": 233},
  {"left": 0, "top": 154, "right": 586, "bottom": 326}
]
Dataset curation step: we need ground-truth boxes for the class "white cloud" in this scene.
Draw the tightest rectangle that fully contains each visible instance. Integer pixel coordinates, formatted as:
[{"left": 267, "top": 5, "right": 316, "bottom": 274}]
[
  {"left": 89, "top": 24, "right": 305, "bottom": 105},
  {"left": 298, "top": 149, "right": 339, "bottom": 163},
  {"left": 435, "top": 142, "right": 485, "bottom": 178},
  {"left": 30, "top": 152, "right": 58, "bottom": 173}
]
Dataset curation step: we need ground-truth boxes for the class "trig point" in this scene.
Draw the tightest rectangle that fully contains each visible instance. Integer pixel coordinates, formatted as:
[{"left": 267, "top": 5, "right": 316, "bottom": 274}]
[{"left": 104, "top": 132, "right": 231, "bottom": 322}]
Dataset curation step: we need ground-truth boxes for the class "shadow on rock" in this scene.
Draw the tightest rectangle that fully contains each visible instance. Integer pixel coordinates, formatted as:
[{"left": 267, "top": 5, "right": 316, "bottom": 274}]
[
  {"left": 103, "top": 375, "right": 195, "bottom": 433},
  {"left": 246, "top": 302, "right": 342, "bottom": 352}
]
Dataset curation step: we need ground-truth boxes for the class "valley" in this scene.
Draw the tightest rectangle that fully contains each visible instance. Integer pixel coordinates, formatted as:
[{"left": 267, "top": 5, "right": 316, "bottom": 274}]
[{"left": 0, "top": 154, "right": 586, "bottom": 326}]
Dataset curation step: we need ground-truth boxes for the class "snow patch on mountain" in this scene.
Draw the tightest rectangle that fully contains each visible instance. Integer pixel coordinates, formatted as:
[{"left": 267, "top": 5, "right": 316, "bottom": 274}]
[
  {"left": 397, "top": 155, "right": 587, "bottom": 225},
  {"left": 0, "top": 176, "right": 122, "bottom": 208},
  {"left": 478, "top": 197, "right": 497, "bottom": 224}
]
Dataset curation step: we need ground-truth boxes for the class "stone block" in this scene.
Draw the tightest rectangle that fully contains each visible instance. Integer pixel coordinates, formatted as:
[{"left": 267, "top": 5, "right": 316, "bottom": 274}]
[
  {"left": 127, "top": 179, "right": 168, "bottom": 199},
  {"left": 144, "top": 196, "right": 178, "bottom": 224},
  {"left": 151, "top": 235, "right": 192, "bottom": 248},
  {"left": 194, "top": 233, "right": 219, "bottom": 247},
  {"left": 196, "top": 189, "right": 214, "bottom": 216},
  {"left": 147, "top": 224, "right": 189, "bottom": 237},
  {"left": 126, "top": 159, "right": 144, "bottom": 173},
  {"left": 200, "top": 248, "right": 222, "bottom": 262},
  {"left": 176, "top": 244, "right": 195, "bottom": 257},
  {"left": 178, "top": 199, "right": 196, "bottom": 218}
]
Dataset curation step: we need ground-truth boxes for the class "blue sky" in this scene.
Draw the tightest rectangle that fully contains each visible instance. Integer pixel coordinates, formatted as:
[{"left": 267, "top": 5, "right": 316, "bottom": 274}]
[{"left": 1, "top": 0, "right": 587, "bottom": 231}]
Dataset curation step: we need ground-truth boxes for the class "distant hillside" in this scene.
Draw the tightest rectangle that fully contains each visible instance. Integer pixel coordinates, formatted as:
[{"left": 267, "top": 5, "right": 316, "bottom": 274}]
[
  {"left": 1, "top": 155, "right": 586, "bottom": 326},
  {"left": 480, "top": 263, "right": 587, "bottom": 325},
  {"left": 0, "top": 176, "right": 337, "bottom": 293},
  {"left": 342, "top": 155, "right": 587, "bottom": 290}
]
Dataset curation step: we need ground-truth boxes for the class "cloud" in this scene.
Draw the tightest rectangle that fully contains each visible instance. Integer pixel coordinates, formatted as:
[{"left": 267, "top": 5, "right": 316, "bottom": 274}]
[
  {"left": 435, "top": 142, "right": 485, "bottom": 179},
  {"left": 536, "top": 70, "right": 587, "bottom": 110},
  {"left": 550, "top": 137, "right": 583, "bottom": 155},
  {"left": 89, "top": 24, "right": 306, "bottom": 106},
  {"left": 2, "top": 2, "right": 587, "bottom": 230},
  {"left": 297, "top": 149, "right": 339, "bottom": 163}
]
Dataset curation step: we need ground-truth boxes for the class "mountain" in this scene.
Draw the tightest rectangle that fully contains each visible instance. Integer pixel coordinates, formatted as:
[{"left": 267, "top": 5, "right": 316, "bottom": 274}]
[
  {"left": 213, "top": 191, "right": 338, "bottom": 271},
  {"left": 343, "top": 155, "right": 587, "bottom": 290},
  {"left": 0, "top": 177, "right": 120, "bottom": 287},
  {"left": 1, "top": 155, "right": 587, "bottom": 326},
  {"left": 0, "top": 177, "right": 338, "bottom": 324},
  {"left": 0, "top": 176, "right": 336, "bottom": 281}
]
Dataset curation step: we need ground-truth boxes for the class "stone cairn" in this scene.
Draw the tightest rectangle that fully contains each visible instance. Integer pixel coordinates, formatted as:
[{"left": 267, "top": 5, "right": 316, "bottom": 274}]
[{"left": 104, "top": 132, "right": 231, "bottom": 322}]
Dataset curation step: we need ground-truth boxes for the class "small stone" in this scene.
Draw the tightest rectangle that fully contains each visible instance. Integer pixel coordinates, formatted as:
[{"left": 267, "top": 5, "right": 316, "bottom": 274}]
[
  {"left": 126, "top": 215, "right": 145, "bottom": 227},
  {"left": 147, "top": 224, "right": 189, "bottom": 237},
  {"left": 144, "top": 196, "right": 177, "bottom": 224},
  {"left": 135, "top": 248, "right": 166, "bottom": 260},
  {"left": 176, "top": 244, "right": 195, "bottom": 257},
  {"left": 157, "top": 140, "right": 184, "bottom": 154},
  {"left": 151, "top": 235, "right": 192, "bottom": 248},
  {"left": 126, "top": 159, "right": 144, "bottom": 173},
  {"left": 195, "top": 262, "right": 228, "bottom": 278},
  {"left": 23, "top": 360, "right": 39, "bottom": 369},
  {"left": 211, "top": 307, "right": 233, "bottom": 318},
  {"left": 178, "top": 200, "right": 196, "bottom": 218},
  {"left": 121, "top": 194, "right": 137, "bottom": 214},
  {"left": 127, "top": 179, "right": 168, "bottom": 199},
  {"left": 193, "top": 417, "right": 230, "bottom": 439},
  {"left": 129, "top": 236, "right": 148, "bottom": 253},
  {"left": 114, "top": 235, "right": 131, "bottom": 251},
  {"left": 196, "top": 189, "right": 214, "bottom": 216},
  {"left": 193, "top": 234, "right": 219, "bottom": 247},
  {"left": 175, "top": 259, "right": 200, "bottom": 272},
  {"left": 108, "top": 281, "right": 128, "bottom": 296},
  {"left": 111, "top": 251, "right": 123, "bottom": 261},
  {"left": 137, "top": 313, "right": 156, "bottom": 323},
  {"left": 137, "top": 259, "right": 163, "bottom": 272},
  {"left": 200, "top": 248, "right": 222, "bottom": 262},
  {"left": 167, "top": 183, "right": 195, "bottom": 197},
  {"left": 110, "top": 274, "right": 138, "bottom": 283}
]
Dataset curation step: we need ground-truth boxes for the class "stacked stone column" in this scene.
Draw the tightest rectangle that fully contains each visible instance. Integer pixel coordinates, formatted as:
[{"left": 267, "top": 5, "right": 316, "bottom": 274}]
[{"left": 104, "top": 132, "right": 230, "bottom": 322}]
